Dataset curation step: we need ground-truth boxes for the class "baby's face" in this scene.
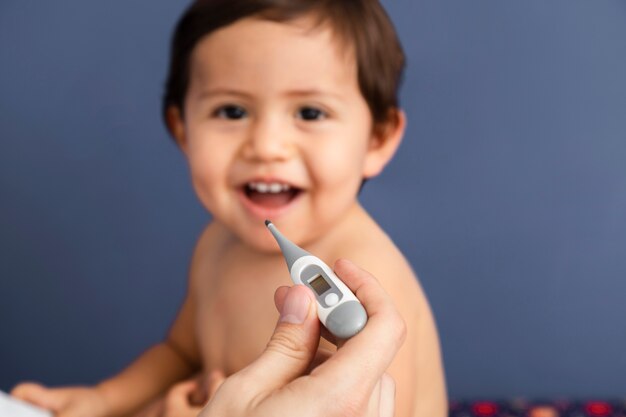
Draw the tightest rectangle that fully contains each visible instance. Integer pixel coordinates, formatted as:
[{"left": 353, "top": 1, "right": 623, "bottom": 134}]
[{"left": 174, "top": 15, "right": 390, "bottom": 251}]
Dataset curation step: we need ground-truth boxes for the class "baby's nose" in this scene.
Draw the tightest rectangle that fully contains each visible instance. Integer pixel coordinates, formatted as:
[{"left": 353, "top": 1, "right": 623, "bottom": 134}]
[{"left": 241, "top": 116, "right": 295, "bottom": 162}]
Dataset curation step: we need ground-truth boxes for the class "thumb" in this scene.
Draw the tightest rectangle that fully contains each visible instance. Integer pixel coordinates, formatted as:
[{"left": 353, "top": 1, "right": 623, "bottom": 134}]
[{"left": 238, "top": 285, "right": 320, "bottom": 396}]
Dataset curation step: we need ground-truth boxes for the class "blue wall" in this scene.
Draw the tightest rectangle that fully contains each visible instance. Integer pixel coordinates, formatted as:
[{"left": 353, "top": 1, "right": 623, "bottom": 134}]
[{"left": 1, "top": 0, "right": 625, "bottom": 398}]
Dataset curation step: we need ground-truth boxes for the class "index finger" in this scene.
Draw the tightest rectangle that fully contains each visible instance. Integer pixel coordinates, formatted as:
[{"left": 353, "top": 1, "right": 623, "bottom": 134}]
[{"left": 308, "top": 259, "right": 406, "bottom": 396}]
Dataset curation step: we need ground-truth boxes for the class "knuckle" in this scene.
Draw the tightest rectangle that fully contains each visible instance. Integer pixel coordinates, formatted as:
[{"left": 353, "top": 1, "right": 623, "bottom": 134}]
[
  {"left": 390, "top": 312, "right": 407, "bottom": 345},
  {"left": 265, "top": 327, "right": 309, "bottom": 361}
]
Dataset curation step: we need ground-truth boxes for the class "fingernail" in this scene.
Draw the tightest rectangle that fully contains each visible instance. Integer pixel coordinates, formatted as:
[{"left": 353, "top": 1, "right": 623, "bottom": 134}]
[{"left": 280, "top": 287, "right": 311, "bottom": 324}]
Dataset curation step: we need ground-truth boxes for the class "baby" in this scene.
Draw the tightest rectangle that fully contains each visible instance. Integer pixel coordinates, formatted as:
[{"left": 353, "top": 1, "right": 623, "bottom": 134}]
[{"left": 12, "top": 1, "right": 447, "bottom": 416}]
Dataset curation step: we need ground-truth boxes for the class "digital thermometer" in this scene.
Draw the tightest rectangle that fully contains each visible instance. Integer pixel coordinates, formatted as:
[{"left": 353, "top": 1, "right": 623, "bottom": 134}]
[{"left": 265, "top": 220, "right": 367, "bottom": 339}]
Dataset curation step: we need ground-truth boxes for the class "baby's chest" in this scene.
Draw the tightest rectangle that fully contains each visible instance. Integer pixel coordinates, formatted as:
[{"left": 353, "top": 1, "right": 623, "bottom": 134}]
[{"left": 195, "top": 265, "right": 291, "bottom": 375}]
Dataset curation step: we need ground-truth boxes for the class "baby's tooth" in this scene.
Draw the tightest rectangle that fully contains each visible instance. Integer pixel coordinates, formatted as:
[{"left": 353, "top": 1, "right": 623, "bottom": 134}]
[
  {"left": 256, "top": 183, "right": 269, "bottom": 192},
  {"left": 269, "top": 183, "right": 283, "bottom": 193}
]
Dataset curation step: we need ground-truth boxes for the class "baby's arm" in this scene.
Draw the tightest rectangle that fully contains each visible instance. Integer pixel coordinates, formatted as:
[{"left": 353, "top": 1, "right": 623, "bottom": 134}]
[
  {"left": 93, "top": 228, "right": 209, "bottom": 417},
  {"left": 96, "top": 286, "right": 202, "bottom": 417},
  {"left": 13, "top": 236, "right": 205, "bottom": 417}
]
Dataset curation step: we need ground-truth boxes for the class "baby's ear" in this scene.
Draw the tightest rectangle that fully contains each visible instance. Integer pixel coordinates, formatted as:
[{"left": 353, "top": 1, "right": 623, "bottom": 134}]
[
  {"left": 362, "top": 109, "right": 406, "bottom": 178},
  {"left": 166, "top": 106, "right": 188, "bottom": 155}
]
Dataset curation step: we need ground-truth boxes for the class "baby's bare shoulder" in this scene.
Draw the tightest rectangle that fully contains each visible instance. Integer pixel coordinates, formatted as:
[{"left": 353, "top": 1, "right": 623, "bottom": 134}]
[
  {"left": 187, "top": 221, "right": 232, "bottom": 291},
  {"left": 331, "top": 220, "right": 425, "bottom": 313},
  {"left": 334, "top": 216, "right": 448, "bottom": 415}
]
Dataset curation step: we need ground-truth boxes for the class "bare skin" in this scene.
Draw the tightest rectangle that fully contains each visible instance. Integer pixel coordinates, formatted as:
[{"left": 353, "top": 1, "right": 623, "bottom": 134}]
[
  {"left": 13, "top": 206, "right": 446, "bottom": 417},
  {"left": 190, "top": 205, "right": 448, "bottom": 417},
  {"left": 12, "top": 15, "right": 447, "bottom": 417}
]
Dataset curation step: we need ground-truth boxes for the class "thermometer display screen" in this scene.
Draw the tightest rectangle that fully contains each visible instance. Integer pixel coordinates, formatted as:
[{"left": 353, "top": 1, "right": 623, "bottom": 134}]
[{"left": 308, "top": 274, "right": 331, "bottom": 295}]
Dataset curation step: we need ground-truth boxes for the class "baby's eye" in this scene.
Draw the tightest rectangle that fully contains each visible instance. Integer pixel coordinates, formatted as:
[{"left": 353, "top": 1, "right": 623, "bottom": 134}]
[
  {"left": 213, "top": 105, "right": 247, "bottom": 120},
  {"left": 297, "top": 106, "right": 326, "bottom": 121}
]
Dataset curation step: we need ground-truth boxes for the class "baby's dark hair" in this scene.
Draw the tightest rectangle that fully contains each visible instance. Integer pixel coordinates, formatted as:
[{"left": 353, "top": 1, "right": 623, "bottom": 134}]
[{"left": 162, "top": 0, "right": 405, "bottom": 134}]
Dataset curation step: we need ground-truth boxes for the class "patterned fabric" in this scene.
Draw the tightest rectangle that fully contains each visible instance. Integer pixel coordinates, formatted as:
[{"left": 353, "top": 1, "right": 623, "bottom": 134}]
[{"left": 449, "top": 400, "right": 626, "bottom": 417}]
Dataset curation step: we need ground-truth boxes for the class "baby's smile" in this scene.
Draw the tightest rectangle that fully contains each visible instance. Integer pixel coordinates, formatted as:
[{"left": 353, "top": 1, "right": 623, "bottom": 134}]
[
  {"left": 243, "top": 181, "right": 301, "bottom": 207},
  {"left": 238, "top": 178, "right": 304, "bottom": 219}
]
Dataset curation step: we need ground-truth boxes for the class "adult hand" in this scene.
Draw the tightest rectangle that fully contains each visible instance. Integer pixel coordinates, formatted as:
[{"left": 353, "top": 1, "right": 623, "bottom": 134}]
[{"left": 200, "top": 258, "right": 406, "bottom": 417}]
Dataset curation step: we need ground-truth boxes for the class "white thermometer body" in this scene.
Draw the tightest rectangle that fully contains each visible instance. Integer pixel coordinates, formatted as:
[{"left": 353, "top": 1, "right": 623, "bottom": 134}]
[{"left": 265, "top": 220, "right": 367, "bottom": 339}]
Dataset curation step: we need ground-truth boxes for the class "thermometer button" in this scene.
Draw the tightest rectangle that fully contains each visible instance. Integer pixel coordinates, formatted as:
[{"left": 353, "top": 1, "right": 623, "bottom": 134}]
[{"left": 324, "top": 293, "right": 339, "bottom": 306}]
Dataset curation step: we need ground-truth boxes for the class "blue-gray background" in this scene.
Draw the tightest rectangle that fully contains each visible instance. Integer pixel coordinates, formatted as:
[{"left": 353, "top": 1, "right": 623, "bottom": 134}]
[{"left": 1, "top": 0, "right": 625, "bottom": 399}]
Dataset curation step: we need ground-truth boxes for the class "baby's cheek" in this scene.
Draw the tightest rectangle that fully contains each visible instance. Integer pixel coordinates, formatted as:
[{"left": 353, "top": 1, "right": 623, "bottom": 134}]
[
  {"left": 188, "top": 159, "right": 223, "bottom": 205},
  {"left": 309, "top": 143, "right": 362, "bottom": 183},
  {"left": 321, "top": 157, "right": 363, "bottom": 191}
]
